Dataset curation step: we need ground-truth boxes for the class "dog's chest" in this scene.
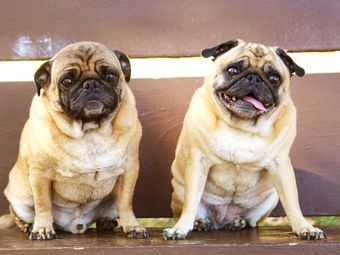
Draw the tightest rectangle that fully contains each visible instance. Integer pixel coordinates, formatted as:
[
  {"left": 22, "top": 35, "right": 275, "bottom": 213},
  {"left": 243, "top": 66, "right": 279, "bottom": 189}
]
[
  {"left": 55, "top": 133, "right": 128, "bottom": 178},
  {"left": 207, "top": 124, "right": 270, "bottom": 166}
]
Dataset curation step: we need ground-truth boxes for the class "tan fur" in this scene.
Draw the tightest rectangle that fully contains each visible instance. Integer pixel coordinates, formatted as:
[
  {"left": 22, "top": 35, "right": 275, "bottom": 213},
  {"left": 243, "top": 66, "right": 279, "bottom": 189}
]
[
  {"left": 163, "top": 40, "right": 325, "bottom": 240},
  {"left": 0, "top": 214, "right": 15, "bottom": 229},
  {"left": 2, "top": 42, "right": 148, "bottom": 239}
]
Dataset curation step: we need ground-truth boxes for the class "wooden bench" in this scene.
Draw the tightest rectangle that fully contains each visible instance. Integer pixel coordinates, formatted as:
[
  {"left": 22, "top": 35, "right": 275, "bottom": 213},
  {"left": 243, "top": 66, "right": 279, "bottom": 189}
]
[{"left": 0, "top": 1, "right": 339, "bottom": 254}]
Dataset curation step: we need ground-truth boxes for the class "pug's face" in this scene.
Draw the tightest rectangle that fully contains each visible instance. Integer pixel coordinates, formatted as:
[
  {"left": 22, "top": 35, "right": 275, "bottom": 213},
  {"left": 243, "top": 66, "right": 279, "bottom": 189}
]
[
  {"left": 202, "top": 40, "right": 305, "bottom": 120},
  {"left": 34, "top": 42, "right": 131, "bottom": 122}
]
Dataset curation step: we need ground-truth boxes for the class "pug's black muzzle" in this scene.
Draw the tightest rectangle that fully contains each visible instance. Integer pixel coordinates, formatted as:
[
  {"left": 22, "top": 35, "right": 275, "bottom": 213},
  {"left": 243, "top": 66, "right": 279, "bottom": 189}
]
[
  {"left": 64, "top": 79, "right": 120, "bottom": 121},
  {"left": 215, "top": 72, "right": 279, "bottom": 119},
  {"left": 224, "top": 73, "right": 274, "bottom": 105}
]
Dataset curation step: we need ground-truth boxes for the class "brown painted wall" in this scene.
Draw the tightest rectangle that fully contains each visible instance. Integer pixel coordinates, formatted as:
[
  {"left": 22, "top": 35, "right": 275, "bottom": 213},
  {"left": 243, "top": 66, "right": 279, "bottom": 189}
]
[
  {"left": 0, "top": 74, "right": 339, "bottom": 217},
  {"left": 0, "top": 0, "right": 339, "bottom": 59}
]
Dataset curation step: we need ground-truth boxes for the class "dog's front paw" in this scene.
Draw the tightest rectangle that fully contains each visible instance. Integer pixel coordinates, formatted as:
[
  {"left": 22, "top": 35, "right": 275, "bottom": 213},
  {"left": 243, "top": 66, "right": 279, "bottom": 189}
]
[
  {"left": 296, "top": 225, "right": 326, "bottom": 240},
  {"left": 125, "top": 226, "right": 149, "bottom": 239},
  {"left": 163, "top": 226, "right": 191, "bottom": 240},
  {"left": 29, "top": 226, "right": 57, "bottom": 240}
]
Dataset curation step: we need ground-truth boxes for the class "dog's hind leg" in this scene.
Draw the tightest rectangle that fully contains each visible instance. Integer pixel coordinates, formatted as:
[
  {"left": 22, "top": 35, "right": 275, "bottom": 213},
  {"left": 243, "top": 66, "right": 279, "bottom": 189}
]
[
  {"left": 244, "top": 189, "right": 279, "bottom": 227},
  {"left": 9, "top": 205, "right": 33, "bottom": 237}
]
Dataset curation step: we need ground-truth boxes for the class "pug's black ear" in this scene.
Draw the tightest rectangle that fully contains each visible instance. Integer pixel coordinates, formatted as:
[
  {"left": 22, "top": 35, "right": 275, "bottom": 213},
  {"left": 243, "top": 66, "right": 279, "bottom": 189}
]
[
  {"left": 201, "top": 40, "right": 239, "bottom": 61},
  {"left": 34, "top": 61, "right": 52, "bottom": 96},
  {"left": 114, "top": 50, "right": 131, "bottom": 82},
  {"left": 276, "top": 48, "right": 305, "bottom": 77}
]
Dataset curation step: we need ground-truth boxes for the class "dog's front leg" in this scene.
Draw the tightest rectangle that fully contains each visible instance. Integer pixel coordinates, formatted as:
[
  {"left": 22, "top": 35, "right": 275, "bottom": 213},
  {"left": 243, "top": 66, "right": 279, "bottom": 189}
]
[
  {"left": 268, "top": 156, "right": 326, "bottom": 240},
  {"left": 29, "top": 172, "right": 56, "bottom": 240},
  {"left": 163, "top": 151, "right": 209, "bottom": 240},
  {"left": 116, "top": 160, "right": 149, "bottom": 239}
]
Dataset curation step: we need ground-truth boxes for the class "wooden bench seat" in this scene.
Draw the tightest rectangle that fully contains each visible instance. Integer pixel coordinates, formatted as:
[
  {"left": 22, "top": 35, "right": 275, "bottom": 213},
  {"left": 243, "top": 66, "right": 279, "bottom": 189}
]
[{"left": 0, "top": 226, "right": 339, "bottom": 255}]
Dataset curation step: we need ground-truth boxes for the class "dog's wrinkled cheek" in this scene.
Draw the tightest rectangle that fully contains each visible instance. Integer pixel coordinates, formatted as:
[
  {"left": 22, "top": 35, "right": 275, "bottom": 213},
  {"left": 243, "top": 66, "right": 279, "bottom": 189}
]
[
  {"left": 59, "top": 89, "right": 72, "bottom": 113},
  {"left": 114, "top": 85, "right": 122, "bottom": 100},
  {"left": 58, "top": 85, "right": 85, "bottom": 118}
]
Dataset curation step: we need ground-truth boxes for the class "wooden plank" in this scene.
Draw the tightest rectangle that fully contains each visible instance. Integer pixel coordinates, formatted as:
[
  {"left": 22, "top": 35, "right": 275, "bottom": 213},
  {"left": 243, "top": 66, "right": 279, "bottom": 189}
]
[
  {"left": 0, "top": 227, "right": 339, "bottom": 255},
  {"left": 0, "top": 0, "right": 339, "bottom": 60},
  {"left": 0, "top": 74, "right": 340, "bottom": 217}
]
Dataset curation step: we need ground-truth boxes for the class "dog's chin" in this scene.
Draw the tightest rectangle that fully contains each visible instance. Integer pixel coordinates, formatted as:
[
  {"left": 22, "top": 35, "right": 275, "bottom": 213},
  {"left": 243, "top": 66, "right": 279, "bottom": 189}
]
[
  {"left": 216, "top": 91, "right": 274, "bottom": 120},
  {"left": 82, "top": 100, "right": 106, "bottom": 121}
]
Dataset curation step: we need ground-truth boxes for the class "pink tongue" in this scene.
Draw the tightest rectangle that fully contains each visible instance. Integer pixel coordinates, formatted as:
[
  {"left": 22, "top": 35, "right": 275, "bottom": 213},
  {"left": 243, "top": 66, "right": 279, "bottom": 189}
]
[{"left": 242, "top": 96, "right": 267, "bottom": 112}]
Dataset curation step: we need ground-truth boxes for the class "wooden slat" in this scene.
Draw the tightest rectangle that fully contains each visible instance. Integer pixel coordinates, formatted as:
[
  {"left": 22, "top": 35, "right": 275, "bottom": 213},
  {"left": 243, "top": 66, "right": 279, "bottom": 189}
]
[
  {"left": 0, "top": 74, "right": 340, "bottom": 217},
  {"left": 0, "top": 227, "right": 339, "bottom": 255},
  {"left": 0, "top": 0, "right": 339, "bottom": 60}
]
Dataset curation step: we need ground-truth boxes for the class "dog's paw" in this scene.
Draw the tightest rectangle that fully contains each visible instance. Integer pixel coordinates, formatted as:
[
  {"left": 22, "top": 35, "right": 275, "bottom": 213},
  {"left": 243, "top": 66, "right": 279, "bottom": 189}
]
[
  {"left": 163, "top": 227, "right": 191, "bottom": 240},
  {"left": 296, "top": 225, "right": 326, "bottom": 240},
  {"left": 226, "top": 218, "right": 247, "bottom": 231},
  {"left": 125, "top": 226, "right": 149, "bottom": 239},
  {"left": 193, "top": 218, "right": 213, "bottom": 232},
  {"left": 14, "top": 219, "right": 32, "bottom": 238},
  {"left": 29, "top": 226, "right": 57, "bottom": 240},
  {"left": 96, "top": 217, "right": 119, "bottom": 231},
  {"left": 22, "top": 224, "right": 33, "bottom": 238}
]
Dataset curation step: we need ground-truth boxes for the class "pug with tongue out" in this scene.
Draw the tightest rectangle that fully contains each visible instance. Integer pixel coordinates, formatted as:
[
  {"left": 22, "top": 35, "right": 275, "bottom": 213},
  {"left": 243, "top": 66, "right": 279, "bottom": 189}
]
[{"left": 163, "top": 39, "right": 326, "bottom": 240}]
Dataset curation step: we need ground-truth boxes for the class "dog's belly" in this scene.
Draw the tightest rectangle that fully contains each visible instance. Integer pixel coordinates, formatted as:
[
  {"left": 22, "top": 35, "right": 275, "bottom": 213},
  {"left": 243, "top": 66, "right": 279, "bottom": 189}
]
[
  {"left": 53, "top": 174, "right": 118, "bottom": 206},
  {"left": 52, "top": 196, "right": 117, "bottom": 234},
  {"left": 201, "top": 164, "right": 274, "bottom": 226}
]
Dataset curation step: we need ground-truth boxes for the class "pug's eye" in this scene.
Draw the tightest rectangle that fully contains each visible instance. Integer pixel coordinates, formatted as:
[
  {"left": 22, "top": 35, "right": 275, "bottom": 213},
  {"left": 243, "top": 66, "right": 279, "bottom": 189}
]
[
  {"left": 269, "top": 73, "right": 280, "bottom": 83},
  {"left": 227, "top": 66, "right": 239, "bottom": 76},
  {"left": 106, "top": 72, "right": 118, "bottom": 82},
  {"left": 61, "top": 77, "right": 73, "bottom": 86}
]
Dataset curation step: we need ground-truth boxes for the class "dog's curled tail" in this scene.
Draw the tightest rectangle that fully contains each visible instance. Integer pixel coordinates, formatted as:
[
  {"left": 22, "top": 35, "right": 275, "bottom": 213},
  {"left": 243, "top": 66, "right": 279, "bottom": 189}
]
[{"left": 0, "top": 213, "right": 15, "bottom": 229}]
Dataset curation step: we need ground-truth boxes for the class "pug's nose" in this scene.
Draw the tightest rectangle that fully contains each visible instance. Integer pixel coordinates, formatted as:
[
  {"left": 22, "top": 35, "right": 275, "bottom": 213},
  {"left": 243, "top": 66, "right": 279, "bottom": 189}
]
[
  {"left": 246, "top": 74, "right": 262, "bottom": 85},
  {"left": 83, "top": 79, "right": 100, "bottom": 90}
]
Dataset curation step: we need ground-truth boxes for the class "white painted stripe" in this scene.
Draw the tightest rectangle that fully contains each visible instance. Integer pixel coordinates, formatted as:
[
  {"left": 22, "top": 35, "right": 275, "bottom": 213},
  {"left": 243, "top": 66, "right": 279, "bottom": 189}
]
[{"left": 0, "top": 52, "right": 339, "bottom": 82}]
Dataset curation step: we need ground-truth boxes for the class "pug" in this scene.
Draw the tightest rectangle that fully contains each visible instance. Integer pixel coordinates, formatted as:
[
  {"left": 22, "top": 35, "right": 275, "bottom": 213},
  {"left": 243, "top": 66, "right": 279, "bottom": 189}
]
[
  {"left": 163, "top": 39, "right": 326, "bottom": 240},
  {"left": 0, "top": 41, "right": 149, "bottom": 240}
]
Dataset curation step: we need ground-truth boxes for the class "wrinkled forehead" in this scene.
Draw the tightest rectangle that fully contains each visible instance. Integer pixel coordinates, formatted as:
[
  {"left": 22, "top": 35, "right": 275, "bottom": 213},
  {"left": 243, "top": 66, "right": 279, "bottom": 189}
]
[
  {"left": 51, "top": 43, "right": 120, "bottom": 73},
  {"left": 217, "top": 42, "right": 287, "bottom": 74}
]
